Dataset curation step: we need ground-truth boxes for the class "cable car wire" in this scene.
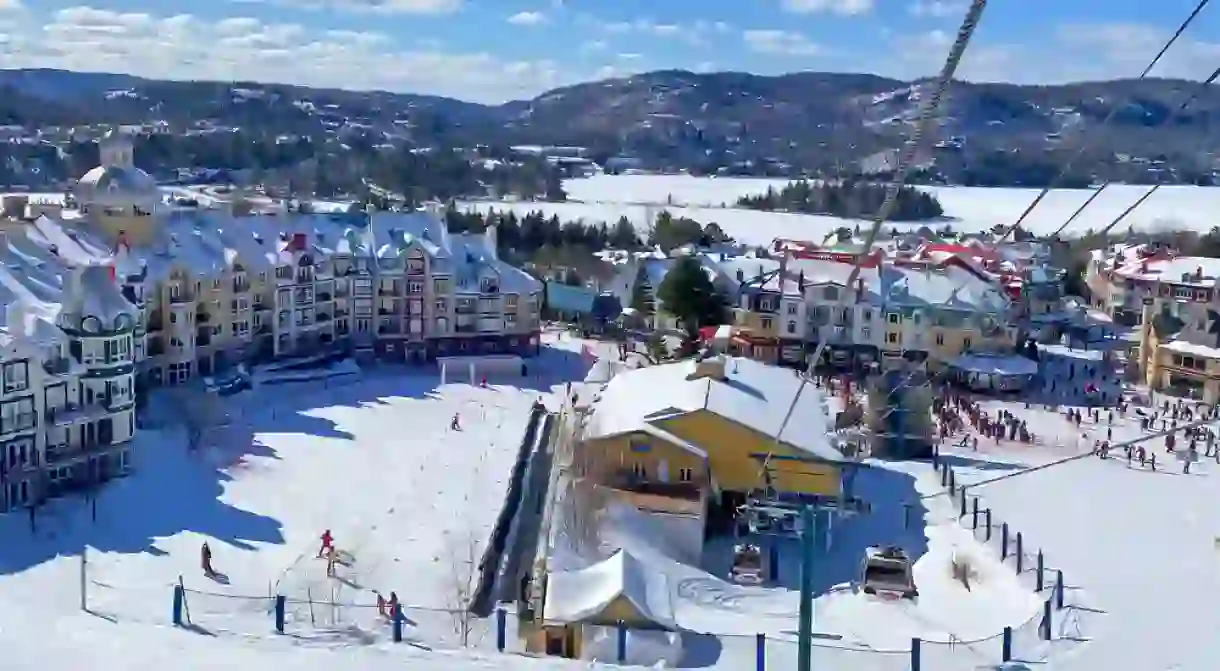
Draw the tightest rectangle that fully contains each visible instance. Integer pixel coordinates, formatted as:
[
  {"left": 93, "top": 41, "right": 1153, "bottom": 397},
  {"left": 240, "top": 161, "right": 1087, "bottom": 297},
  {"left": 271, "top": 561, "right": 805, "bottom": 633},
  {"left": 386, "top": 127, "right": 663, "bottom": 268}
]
[{"left": 993, "top": 0, "right": 1214, "bottom": 244}]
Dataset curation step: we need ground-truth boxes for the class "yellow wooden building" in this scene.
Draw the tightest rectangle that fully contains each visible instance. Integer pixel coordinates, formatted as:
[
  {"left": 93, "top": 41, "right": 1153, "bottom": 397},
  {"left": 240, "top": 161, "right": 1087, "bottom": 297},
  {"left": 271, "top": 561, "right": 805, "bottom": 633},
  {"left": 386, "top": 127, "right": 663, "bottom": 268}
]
[{"left": 576, "top": 355, "right": 848, "bottom": 503}]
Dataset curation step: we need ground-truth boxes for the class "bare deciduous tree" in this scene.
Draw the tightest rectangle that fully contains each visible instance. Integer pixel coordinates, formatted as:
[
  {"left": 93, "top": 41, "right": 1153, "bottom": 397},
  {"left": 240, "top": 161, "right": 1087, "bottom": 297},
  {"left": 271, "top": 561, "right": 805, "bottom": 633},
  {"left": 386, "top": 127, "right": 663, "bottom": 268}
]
[{"left": 444, "top": 529, "right": 480, "bottom": 647}]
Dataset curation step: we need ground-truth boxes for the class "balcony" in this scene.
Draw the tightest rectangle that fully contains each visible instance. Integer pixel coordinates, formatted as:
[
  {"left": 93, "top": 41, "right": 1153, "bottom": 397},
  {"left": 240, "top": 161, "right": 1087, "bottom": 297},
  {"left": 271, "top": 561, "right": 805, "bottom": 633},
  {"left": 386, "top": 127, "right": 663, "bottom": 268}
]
[
  {"left": 608, "top": 468, "right": 706, "bottom": 503},
  {"left": 43, "top": 357, "right": 73, "bottom": 376},
  {"left": 169, "top": 293, "right": 194, "bottom": 304}
]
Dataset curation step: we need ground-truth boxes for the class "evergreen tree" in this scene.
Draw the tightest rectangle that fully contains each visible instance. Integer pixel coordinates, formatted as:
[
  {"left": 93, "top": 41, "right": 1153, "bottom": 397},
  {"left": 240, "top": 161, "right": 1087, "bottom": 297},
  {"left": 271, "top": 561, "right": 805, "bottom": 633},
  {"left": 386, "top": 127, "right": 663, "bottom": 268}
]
[
  {"left": 630, "top": 264, "right": 656, "bottom": 318},
  {"left": 658, "top": 256, "right": 726, "bottom": 338}
]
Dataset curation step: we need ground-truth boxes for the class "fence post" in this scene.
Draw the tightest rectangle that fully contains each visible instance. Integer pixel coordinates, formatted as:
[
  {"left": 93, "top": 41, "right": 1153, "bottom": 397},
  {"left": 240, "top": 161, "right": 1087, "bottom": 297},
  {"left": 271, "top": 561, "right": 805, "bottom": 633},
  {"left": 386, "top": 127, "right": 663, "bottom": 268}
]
[
  {"left": 1001, "top": 523, "right": 1009, "bottom": 559},
  {"left": 274, "top": 595, "right": 285, "bottom": 633},
  {"left": 756, "top": 632, "right": 766, "bottom": 671},
  {"left": 910, "top": 637, "right": 921, "bottom": 671},
  {"left": 1002, "top": 626, "right": 1012, "bottom": 662},
  {"left": 1016, "top": 533, "right": 1024, "bottom": 573},
  {"left": 392, "top": 603, "right": 403, "bottom": 643},
  {"left": 902, "top": 503, "right": 910, "bottom": 529},
  {"left": 948, "top": 469, "right": 956, "bottom": 495},
  {"left": 971, "top": 498, "right": 979, "bottom": 530},
  {"left": 940, "top": 462, "right": 948, "bottom": 485},
  {"left": 496, "top": 607, "right": 507, "bottom": 651},
  {"left": 172, "top": 584, "right": 184, "bottom": 626},
  {"left": 984, "top": 509, "right": 992, "bottom": 541},
  {"left": 1036, "top": 551, "right": 1045, "bottom": 591},
  {"left": 768, "top": 543, "right": 780, "bottom": 582},
  {"left": 1041, "top": 599, "right": 1053, "bottom": 640},
  {"left": 616, "top": 621, "right": 627, "bottom": 662},
  {"left": 1056, "top": 570, "right": 1065, "bottom": 609},
  {"left": 959, "top": 490, "right": 967, "bottom": 517}
]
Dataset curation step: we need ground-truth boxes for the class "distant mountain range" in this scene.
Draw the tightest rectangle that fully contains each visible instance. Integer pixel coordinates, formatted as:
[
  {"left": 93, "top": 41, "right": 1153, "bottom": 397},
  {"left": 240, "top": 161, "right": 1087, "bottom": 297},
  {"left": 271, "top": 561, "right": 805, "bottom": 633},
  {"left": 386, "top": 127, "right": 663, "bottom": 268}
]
[{"left": 3, "top": 68, "right": 1220, "bottom": 186}]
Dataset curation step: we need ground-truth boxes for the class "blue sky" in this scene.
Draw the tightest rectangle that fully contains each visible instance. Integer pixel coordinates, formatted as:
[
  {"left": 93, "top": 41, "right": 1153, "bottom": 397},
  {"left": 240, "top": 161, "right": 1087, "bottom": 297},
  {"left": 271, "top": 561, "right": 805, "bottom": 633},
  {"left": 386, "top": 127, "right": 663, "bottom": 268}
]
[{"left": 0, "top": 0, "right": 1217, "bottom": 102}]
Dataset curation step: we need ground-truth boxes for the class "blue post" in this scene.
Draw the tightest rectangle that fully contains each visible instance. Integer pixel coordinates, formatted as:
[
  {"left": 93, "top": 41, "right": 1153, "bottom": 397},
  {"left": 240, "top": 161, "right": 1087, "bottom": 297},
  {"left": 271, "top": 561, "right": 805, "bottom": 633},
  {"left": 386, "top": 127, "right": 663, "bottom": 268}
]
[
  {"left": 910, "top": 637, "right": 921, "bottom": 671},
  {"left": 755, "top": 632, "right": 766, "bottom": 671},
  {"left": 496, "top": 607, "right": 507, "bottom": 651},
  {"left": 616, "top": 621, "right": 627, "bottom": 662},
  {"left": 1001, "top": 523, "right": 1009, "bottom": 559},
  {"left": 1002, "top": 627, "right": 1013, "bottom": 662},
  {"left": 172, "top": 584, "right": 183, "bottom": 626},
  {"left": 1016, "top": 533, "right": 1024, "bottom": 573},
  {"left": 392, "top": 603, "right": 403, "bottom": 643},
  {"left": 985, "top": 509, "right": 992, "bottom": 541},
  {"left": 1042, "top": 598, "right": 1053, "bottom": 640},
  {"left": 1036, "top": 551, "right": 1045, "bottom": 591},
  {"left": 1056, "top": 570, "right": 1065, "bottom": 609},
  {"left": 274, "top": 595, "right": 286, "bottom": 633},
  {"left": 769, "top": 543, "right": 780, "bottom": 582}
]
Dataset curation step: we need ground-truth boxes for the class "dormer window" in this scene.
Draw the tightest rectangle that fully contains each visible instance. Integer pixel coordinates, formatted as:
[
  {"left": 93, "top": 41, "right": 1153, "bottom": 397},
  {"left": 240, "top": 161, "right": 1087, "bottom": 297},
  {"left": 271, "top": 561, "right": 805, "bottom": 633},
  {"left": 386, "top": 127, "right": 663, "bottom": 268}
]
[{"left": 480, "top": 278, "right": 499, "bottom": 294}]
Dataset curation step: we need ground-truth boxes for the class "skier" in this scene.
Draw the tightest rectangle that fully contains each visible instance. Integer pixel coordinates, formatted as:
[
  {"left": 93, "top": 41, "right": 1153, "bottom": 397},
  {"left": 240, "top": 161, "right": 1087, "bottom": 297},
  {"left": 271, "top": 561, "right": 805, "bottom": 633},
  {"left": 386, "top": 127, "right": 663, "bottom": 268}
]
[
  {"left": 388, "top": 591, "right": 400, "bottom": 621},
  {"left": 326, "top": 544, "right": 338, "bottom": 578},
  {"left": 201, "top": 541, "right": 214, "bottom": 576},
  {"left": 318, "top": 529, "right": 333, "bottom": 558},
  {"left": 451, "top": 413, "right": 462, "bottom": 431},
  {"left": 377, "top": 592, "right": 387, "bottom": 618},
  {"left": 481, "top": 375, "right": 488, "bottom": 388}
]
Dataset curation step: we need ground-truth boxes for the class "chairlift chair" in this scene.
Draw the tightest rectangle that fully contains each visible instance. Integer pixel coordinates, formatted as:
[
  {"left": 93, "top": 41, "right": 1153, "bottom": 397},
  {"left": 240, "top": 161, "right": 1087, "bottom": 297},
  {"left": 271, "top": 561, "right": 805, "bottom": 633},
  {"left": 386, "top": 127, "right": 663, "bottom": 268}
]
[
  {"left": 730, "top": 543, "right": 765, "bottom": 586},
  {"left": 858, "top": 546, "right": 917, "bottom": 600}
]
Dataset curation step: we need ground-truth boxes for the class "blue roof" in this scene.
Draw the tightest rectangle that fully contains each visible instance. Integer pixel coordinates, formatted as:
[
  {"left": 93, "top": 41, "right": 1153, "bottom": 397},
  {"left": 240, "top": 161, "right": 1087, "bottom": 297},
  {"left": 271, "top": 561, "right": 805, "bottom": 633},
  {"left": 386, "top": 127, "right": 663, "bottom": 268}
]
[{"left": 545, "top": 280, "right": 597, "bottom": 313}]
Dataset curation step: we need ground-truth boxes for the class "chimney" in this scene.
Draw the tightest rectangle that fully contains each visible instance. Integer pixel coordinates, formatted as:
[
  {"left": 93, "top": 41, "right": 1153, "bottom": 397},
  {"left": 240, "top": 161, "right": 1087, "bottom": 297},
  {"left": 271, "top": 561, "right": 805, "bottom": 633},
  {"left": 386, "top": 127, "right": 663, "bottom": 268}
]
[
  {"left": 485, "top": 222, "right": 498, "bottom": 260},
  {"left": 291, "top": 232, "right": 307, "bottom": 251},
  {"left": 1197, "top": 266, "right": 1204, "bottom": 280},
  {"left": 1141, "top": 260, "right": 1149, "bottom": 273},
  {"left": 856, "top": 277, "right": 864, "bottom": 302},
  {"left": 778, "top": 252, "right": 788, "bottom": 283}
]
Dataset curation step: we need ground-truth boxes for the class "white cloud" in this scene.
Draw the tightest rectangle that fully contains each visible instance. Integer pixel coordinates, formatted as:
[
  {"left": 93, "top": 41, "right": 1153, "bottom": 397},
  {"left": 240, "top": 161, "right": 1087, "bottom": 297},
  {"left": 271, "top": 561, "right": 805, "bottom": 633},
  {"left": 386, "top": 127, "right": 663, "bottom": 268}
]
[
  {"left": 908, "top": 0, "right": 968, "bottom": 18},
  {"left": 506, "top": 11, "right": 545, "bottom": 25},
  {"left": 579, "top": 39, "right": 608, "bottom": 53},
  {"left": 780, "top": 0, "right": 873, "bottom": 16},
  {"left": 582, "top": 16, "right": 714, "bottom": 47},
  {"left": 0, "top": 6, "right": 586, "bottom": 103},
  {"left": 742, "top": 29, "right": 821, "bottom": 56},
  {"left": 0, "top": 0, "right": 24, "bottom": 11},
  {"left": 231, "top": 0, "right": 462, "bottom": 15}
]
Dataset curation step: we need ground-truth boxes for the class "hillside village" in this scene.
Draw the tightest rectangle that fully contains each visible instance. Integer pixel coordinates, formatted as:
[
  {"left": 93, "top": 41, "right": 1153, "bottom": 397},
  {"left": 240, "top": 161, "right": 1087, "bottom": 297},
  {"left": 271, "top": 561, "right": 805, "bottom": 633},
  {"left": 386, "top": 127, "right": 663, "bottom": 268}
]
[{"left": 1, "top": 134, "right": 1219, "bottom": 670}]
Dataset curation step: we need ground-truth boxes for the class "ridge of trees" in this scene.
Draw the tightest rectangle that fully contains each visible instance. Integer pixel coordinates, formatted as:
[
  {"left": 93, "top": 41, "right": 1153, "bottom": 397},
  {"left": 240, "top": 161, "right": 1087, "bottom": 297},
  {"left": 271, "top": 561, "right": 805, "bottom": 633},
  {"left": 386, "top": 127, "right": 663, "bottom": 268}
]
[{"left": 737, "top": 179, "right": 944, "bottom": 221}]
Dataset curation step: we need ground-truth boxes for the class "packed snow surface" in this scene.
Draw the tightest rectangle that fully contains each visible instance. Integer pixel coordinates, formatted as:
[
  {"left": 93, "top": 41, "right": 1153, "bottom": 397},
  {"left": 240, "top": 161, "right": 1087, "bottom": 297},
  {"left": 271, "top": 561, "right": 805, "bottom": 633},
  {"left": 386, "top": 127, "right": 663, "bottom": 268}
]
[
  {"left": 463, "top": 175, "right": 1220, "bottom": 246},
  {"left": 0, "top": 347, "right": 584, "bottom": 669}
]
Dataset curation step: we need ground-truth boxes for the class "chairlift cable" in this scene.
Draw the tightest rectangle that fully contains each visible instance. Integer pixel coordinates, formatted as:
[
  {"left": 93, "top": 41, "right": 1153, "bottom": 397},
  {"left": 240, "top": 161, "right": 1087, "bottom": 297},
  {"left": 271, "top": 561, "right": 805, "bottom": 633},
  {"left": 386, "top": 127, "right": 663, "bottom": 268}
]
[
  {"left": 806, "top": 0, "right": 990, "bottom": 375},
  {"left": 1048, "top": 64, "right": 1220, "bottom": 240},
  {"left": 993, "top": 0, "right": 1214, "bottom": 244}
]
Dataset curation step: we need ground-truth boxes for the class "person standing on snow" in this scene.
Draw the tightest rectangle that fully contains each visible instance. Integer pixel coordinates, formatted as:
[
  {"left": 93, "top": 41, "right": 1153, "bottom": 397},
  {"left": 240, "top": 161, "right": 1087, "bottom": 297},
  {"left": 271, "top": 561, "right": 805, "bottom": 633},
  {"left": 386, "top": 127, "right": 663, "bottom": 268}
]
[
  {"left": 201, "top": 542, "right": 214, "bottom": 576},
  {"left": 318, "top": 529, "right": 333, "bottom": 558}
]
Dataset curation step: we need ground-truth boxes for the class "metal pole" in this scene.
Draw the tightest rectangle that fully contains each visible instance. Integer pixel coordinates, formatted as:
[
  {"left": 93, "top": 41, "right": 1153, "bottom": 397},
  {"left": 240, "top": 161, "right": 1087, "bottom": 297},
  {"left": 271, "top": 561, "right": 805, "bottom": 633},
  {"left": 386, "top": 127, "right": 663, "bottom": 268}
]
[
  {"left": 80, "top": 545, "right": 88, "bottom": 611},
  {"left": 797, "top": 506, "right": 816, "bottom": 671}
]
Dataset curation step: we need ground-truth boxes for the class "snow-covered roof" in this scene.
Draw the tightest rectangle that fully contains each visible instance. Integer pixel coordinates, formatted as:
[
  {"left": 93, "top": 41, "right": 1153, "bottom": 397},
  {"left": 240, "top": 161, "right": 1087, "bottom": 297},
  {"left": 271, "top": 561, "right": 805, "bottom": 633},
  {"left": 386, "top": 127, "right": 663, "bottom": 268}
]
[
  {"left": 1113, "top": 255, "right": 1220, "bottom": 286},
  {"left": 542, "top": 549, "right": 677, "bottom": 629},
  {"left": 1160, "top": 339, "right": 1220, "bottom": 360},
  {"left": 584, "top": 356, "right": 845, "bottom": 462},
  {"left": 948, "top": 354, "right": 1038, "bottom": 377},
  {"left": 28, "top": 208, "right": 541, "bottom": 295}
]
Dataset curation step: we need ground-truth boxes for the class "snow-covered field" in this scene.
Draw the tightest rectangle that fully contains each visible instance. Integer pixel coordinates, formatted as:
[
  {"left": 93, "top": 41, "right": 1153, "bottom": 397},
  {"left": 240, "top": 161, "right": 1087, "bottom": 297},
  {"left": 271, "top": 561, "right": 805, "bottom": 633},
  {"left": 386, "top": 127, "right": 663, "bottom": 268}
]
[
  {"left": 0, "top": 339, "right": 596, "bottom": 669},
  {"left": 461, "top": 174, "right": 1220, "bottom": 246}
]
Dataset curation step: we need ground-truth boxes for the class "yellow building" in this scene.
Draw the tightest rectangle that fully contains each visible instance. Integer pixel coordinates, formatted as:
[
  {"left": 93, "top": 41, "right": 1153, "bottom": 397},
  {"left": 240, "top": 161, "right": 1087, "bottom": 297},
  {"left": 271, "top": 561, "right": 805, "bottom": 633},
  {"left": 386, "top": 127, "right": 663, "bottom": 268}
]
[
  {"left": 577, "top": 354, "right": 848, "bottom": 506},
  {"left": 1140, "top": 305, "right": 1220, "bottom": 402}
]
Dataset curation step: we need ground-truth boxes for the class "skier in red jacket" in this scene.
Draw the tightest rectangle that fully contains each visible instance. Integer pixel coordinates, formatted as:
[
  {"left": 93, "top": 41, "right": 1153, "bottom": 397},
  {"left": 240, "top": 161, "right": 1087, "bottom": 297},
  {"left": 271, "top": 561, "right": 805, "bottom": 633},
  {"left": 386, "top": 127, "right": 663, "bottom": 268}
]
[{"left": 318, "top": 529, "right": 333, "bottom": 558}]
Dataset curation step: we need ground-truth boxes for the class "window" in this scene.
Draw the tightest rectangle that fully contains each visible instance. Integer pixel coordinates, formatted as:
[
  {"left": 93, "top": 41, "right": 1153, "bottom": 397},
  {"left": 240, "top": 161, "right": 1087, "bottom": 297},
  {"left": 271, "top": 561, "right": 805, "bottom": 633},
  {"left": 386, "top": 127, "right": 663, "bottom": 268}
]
[
  {"left": 888, "top": 313, "right": 900, "bottom": 324},
  {"left": 505, "top": 296, "right": 519, "bottom": 311},
  {"left": 861, "top": 326, "right": 871, "bottom": 338},
  {"left": 963, "top": 337, "right": 972, "bottom": 349},
  {"left": 935, "top": 333, "right": 945, "bottom": 346},
  {"left": 761, "top": 317, "right": 774, "bottom": 330},
  {"left": 631, "top": 462, "right": 647, "bottom": 479},
  {"left": 2, "top": 361, "right": 28, "bottom": 394},
  {"left": 823, "top": 286, "right": 838, "bottom": 300},
  {"left": 758, "top": 298, "right": 774, "bottom": 311},
  {"left": 787, "top": 320, "right": 797, "bottom": 334},
  {"left": 678, "top": 467, "right": 693, "bottom": 482},
  {"left": 435, "top": 299, "right": 447, "bottom": 313},
  {"left": 408, "top": 281, "right": 423, "bottom": 294},
  {"left": 887, "top": 332, "right": 899, "bottom": 344},
  {"left": 787, "top": 303, "right": 798, "bottom": 315},
  {"left": 862, "top": 309, "right": 872, "bottom": 321}
]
